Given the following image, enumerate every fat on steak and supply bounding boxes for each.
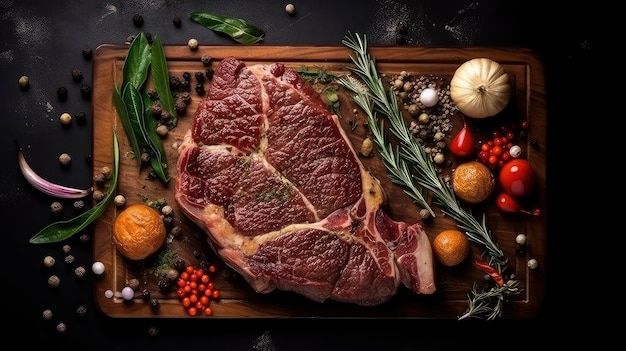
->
[176,56,435,306]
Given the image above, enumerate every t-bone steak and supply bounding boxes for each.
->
[175,56,435,306]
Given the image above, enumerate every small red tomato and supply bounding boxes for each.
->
[449,121,476,158]
[496,193,521,213]
[499,159,535,197]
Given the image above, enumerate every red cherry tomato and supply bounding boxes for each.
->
[449,121,476,158]
[496,193,521,213]
[499,159,535,197]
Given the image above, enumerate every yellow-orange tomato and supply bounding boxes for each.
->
[431,230,471,267]
[113,203,166,260]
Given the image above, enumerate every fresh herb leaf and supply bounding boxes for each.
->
[123,33,151,88]
[189,12,264,45]
[113,86,142,167]
[150,35,177,127]
[29,131,120,244]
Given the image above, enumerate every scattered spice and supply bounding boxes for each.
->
[285,3,296,15]
[132,14,144,27]
[50,201,63,213]
[73,200,84,210]
[76,305,87,317]
[62,244,71,253]
[58,153,72,166]
[56,322,67,333]
[80,84,92,99]
[64,255,75,264]
[82,47,92,60]
[188,38,199,50]
[74,266,86,278]
[43,256,55,267]
[527,258,539,270]
[113,194,126,206]
[173,16,182,28]
[75,111,87,124]
[201,54,212,66]
[42,309,53,320]
[71,68,83,82]
[18,75,30,89]
[48,275,60,288]
[79,233,91,243]
[59,112,72,125]
[57,86,68,101]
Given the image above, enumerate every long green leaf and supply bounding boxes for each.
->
[189,12,264,45]
[123,33,151,88]
[142,91,170,183]
[29,131,120,244]
[113,86,142,167]
[150,35,177,126]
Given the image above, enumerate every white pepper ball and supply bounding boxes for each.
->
[114,194,126,207]
[121,286,135,301]
[56,322,67,333]
[515,233,527,245]
[18,75,30,88]
[50,201,63,213]
[156,124,169,137]
[101,166,112,179]
[73,200,85,210]
[419,88,439,107]
[44,256,55,267]
[188,38,198,50]
[42,309,53,320]
[93,190,105,202]
[285,3,296,14]
[161,205,173,216]
[128,278,140,290]
[76,305,87,317]
[92,261,105,275]
[48,275,61,288]
[62,244,71,253]
[509,145,522,158]
[527,258,539,270]
[59,153,72,166]
[59,112,72,125]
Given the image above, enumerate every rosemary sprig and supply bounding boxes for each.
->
[340,31,519,319]
[458,280,522,320]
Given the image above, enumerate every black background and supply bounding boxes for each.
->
[1,1,591,349]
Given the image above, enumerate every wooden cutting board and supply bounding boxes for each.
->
[91,44,547,319]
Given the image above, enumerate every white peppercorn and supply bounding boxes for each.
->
[59,153,72,166]
[285,3,296,14]
[59,112,72,125]
[114,194,126,206]
[417,113,429,124]
[101,166,112,179]
[18,75,30,88]
[62,244,71,253]
[156,124,169,138]
[73,200,85,210]
[148,326,159,336]
[50,201,63,213]
[433,152,445,164]
[64,254,75,264]
[527,258,539,270]
[42,309,53,320]
[515,233,527,245]
[56,322,67,333]
[48,275,61,287]
[43,256,55,267]
[188,38,198,50]
[80,233,91,243]
[161,205,173,216]
[93,190,105,202]
[128,278,140,290]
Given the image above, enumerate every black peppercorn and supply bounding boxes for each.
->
[142,288,151,301]
[150,297,160,309]
[57,86,68,101]
[179,80,190,92]
[180,92,192,105]
[75,111,87,124]
[194,71,205,83]
[80,84,91,100]
[71,68,83,82]
[195,83,205,96]
[182,71,191,81]
[169,76,181,90]
[174,258,186,272]
[175,98,187,113]
[147,88,159,100]
[132,14,144,27]
[205,68,215,80]
[200,54,212,66]
[82,47,92,60]
[144,32,153,44]
[173,17,182,28]
[157,276,172,291]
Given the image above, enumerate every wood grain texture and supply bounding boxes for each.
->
[91,45,546,319]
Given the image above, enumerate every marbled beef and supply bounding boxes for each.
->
[176,56,435,306]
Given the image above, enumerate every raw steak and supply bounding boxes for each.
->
[176,56,435,306]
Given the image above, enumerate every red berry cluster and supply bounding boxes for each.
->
[476,121,528,170]
[176,264,221,316]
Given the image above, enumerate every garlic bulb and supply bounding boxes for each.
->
[450,58,511,119]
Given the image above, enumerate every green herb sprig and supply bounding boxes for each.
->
[190,12,264,45]
[340,32,519,319]
[114,32,172,183]
[29,131,120,244]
